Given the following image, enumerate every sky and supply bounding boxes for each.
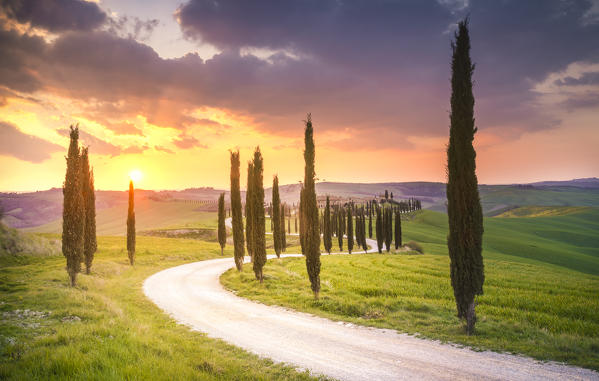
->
[0,0,598,191]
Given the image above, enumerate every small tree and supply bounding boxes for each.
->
[245,162,254,261]
[62,125,85,286]
[323,196,332,254]
[80,148,96,274]
[302,114,321,298]
[385,208,392,252]
[218,192,226,256]
[230,150,245,270]
[375,207,383,253]
[272,176,282,258]
[337,206,344,251]
[347,206,353,254]
[251,147,266,282]
[126,180,136,265]
[280,203,287,252]
[395,208,402,249]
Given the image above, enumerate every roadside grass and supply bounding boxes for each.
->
[0,235,325,380]
[222,254,599,370]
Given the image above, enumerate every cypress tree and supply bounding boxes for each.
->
[368,206,372,238]
[375,207,383,253]
[245,162,254,261]
[302,114,321,298]
[337,206,343,251]
[218,192,226,256]
[386,208,392,252]
[126,180,135,265]
[280,204,287,252]
[251,147,266,282]
[80,147,96,274]
[294,215,297,233]
[230,150,245,270]
[395,208,402,249]
[62,125,85,286]
[272,175,282,258]
[347,206,353,254]
[447,19,484,335]
[323,196,332,254]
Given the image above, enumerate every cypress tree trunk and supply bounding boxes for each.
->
[218,192,226,256]
[126,180,135,266]
[62,125,84,286]
[245,162,254,262]
[230,150,245,270]
[251,148,266,282]
[302,114,321,298]
[395,208,402,249]
[376,207,383,253]
[272,175,282,258]
[447,19,484,335]
[280,204,287,252]
[80,148,96,274]
[347,207,353,254]
[323,196,332,254]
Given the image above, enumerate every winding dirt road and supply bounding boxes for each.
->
[143,218,598,380]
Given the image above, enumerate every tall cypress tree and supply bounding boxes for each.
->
[299,186,305,254]
[230,150,245,270]
[395,208,402,249]
[252,147,266,282]
[245,162,254,261]
[375,207,383,253]
[272,175,282,258]
[62,125,85,286]
[126,180,135,265]
[302,114,321,298]
[323,196,332,254]
[347,206,353,254]
[368,206,373,239]
[218,192,226,256]
[447,19,484,335]
[80,147,96,274]
[280,203,287,252]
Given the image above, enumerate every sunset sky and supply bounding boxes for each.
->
[1,0,598,191]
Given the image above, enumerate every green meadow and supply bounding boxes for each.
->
[222,208,599,370]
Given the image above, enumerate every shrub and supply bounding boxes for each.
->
[405,241,424,254]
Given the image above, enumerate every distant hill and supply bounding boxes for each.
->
[1,178,598,230]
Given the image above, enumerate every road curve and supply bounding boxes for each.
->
[143,219,598,381]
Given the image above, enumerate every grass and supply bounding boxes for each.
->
[222,208,599,370]
[494,206,591,218]
[0,235,325,380]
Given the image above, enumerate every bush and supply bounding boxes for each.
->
[0,223,61,257]
[405,241,424,254]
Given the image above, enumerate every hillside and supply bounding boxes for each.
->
[2,178,598,231]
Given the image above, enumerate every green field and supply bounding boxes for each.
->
[222,208,599,370]
[0,234,325,380]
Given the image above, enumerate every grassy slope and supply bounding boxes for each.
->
[0,236,323,380]
[25,199,216,235]
[222,209,599,370]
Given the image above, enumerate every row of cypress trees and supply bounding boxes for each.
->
[62,125,97,286]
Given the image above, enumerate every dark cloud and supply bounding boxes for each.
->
[1,0,107,32]
[0,121,63,162]
[106,15,160,42]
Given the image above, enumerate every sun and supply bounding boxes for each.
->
[129,169,143,183]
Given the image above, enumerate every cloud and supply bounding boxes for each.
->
[154,145,174,154]
[173,134,207,149]
[0,0,107,32]
[0,121,63,162]
[533,61,599,111]
[57,128,148,157]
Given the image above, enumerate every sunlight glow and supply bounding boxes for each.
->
[129,169,143,183]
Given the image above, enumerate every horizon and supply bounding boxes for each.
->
[1,1,598,191]
[2,176,598,194]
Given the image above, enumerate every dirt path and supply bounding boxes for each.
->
[143,218,598,380]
